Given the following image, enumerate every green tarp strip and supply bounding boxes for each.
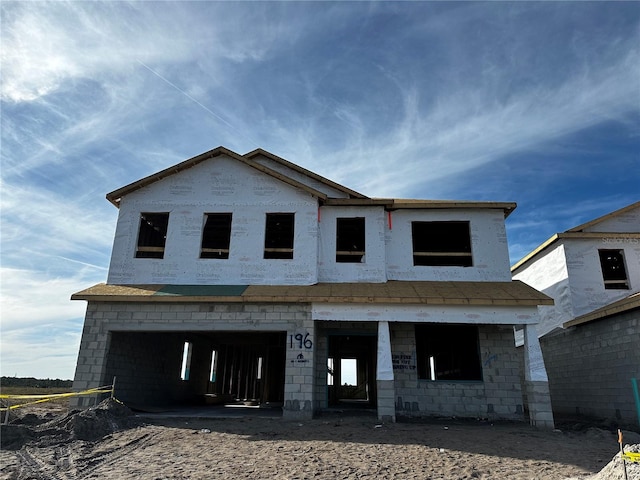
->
[154,285,248,296]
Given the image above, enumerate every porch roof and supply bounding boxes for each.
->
[71,280,552,307]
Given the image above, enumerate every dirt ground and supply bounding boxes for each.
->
[1,400,639,480]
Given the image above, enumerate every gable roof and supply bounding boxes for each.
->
[244,148,367,199]
[563,291,640,328]
[106,146,332,207]
[511,201,640,273]
[566,200,640,232]
[106,145,518,218]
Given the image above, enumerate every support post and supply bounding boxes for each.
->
[523,324,555,429]
[376,321,395,422]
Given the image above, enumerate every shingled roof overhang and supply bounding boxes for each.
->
[105,146,330,207]
[71,280,553,306]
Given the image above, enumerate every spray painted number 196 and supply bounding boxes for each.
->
[290,333,312,349]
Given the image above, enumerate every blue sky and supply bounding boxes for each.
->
[1,1,639,380]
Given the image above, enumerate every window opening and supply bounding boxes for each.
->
[209,349,217,383]
[341,358,357,386]
[264,213,295,259]
[136,212,169,258]
[599,249,629,289]
[411,221,472,266]
[336,217,365,263]
[201,213,232,259]
[180,341,193,381]
[415,324,482,381]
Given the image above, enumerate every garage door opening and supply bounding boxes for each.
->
[103,331,286,411]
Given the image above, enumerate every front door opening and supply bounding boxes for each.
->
[327,335,376,408]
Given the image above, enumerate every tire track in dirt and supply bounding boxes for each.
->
[70,429,161,479]
[16,447,65,480]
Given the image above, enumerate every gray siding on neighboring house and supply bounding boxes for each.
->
[540,308,640,428]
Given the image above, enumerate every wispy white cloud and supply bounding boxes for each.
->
[1,1,638,378]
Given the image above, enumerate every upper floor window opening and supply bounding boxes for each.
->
[411,221,472,267]
[336,217,365,263]
[136,212,169,259]
[264,213,295,259]
[200,213,232,259]
[598,249,629,289]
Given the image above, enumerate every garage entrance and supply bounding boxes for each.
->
[204,331,286,405]
[103,331,286,409]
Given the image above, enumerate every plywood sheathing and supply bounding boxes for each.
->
[71,280,553,306]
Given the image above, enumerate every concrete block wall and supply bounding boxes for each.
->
[313,329,329,411]
[481,325,524,420]
[72,301,315,419]
[540,309,640,428]
[283,311,315,420]
[105,332,185,406]
[523,381,554,429]
[391,323,524,421]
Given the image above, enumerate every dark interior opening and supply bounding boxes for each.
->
[136,212,169,258]
[336,217,365,263]
[200,213,232,259]
[264,213,295,259]
[411,221,472,266]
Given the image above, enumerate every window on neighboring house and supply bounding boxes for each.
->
[136,212,169,258]
[411,221,472,266]
[598,249,629,289]
[336,217,365,263]
[264,213,295,259]
[415,324,482,381]
[200,213,232,259]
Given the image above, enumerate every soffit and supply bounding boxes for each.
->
[323,198,517,218]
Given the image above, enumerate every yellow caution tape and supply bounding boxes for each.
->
[0,386,113,411]
[623,452,640,463]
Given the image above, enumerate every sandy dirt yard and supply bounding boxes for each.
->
[1,400,639,480]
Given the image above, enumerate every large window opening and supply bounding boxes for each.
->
[598,249,629,289]
[136,212,169,258]
[411,221,472,266]
[336,217,365,263]
[200,213,232,259]
[264,213,295,259]
[415,324,482,381]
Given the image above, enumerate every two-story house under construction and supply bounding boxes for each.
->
[71,146,554,427]
[512,201,640,426]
